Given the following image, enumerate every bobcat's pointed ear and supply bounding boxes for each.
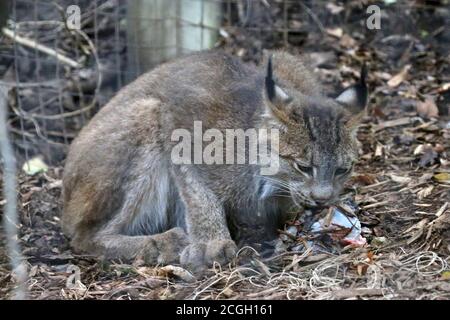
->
[263,56,292,126]
[336,63,368,115]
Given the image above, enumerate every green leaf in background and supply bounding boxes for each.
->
[22,156,48,175]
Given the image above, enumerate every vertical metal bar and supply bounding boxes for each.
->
[283,0,288,47]
[12,0,29,163]
[54,17,68,146]
[74,0,86,127]
[33,0,51,162]
[114,3,123,89]
[228,0,231,26]
[93,0,100,113]
[175,0,181,58]
[200,0,205,49]
[126,0,142,81]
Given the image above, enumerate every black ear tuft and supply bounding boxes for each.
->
[265,55,275,102]
[357,63,368,106]
[336,63,368,113]
[360,63,367,86]
[355,62,368,108]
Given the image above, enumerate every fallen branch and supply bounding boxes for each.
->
[331,288,385,299]
[2,27,81,68]
[373,117,415,132]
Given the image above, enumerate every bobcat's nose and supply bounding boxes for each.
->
[313,198,328,206]
[311,186,333,206]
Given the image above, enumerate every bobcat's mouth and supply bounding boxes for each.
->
[291,192,338,209]
[290,191,317,208]
[305,200,328,209]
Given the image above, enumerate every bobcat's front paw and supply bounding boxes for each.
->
[141,227,189,264]
[180,239,237,270]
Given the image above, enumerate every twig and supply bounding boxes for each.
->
[298,2,326,35]
[331,288,385,299]
[4,23,102,120]
[0,85,28,299]
[362,200,390,209]
[0,80,62,89]
[434,202,448,218]
[277,229,297,241]
[2,27,81,68]
[373,117,418,132]
[359,180,390,192]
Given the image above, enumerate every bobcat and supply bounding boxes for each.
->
[62,50,367,270]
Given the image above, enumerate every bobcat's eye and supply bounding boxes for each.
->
[293,162,313,176]
[335,167,352,176]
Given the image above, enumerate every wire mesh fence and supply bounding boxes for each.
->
[0,0,448,167]
[0,0,347,167]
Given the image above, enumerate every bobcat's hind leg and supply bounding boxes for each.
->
[91,227,189,264]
